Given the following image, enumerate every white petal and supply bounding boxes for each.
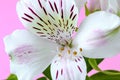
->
[100,0,120,14]
[16,0,79,44]
[51,54,86,80]
[73,11,120,58]
[87,0,101,12]
[74,0,86,11]
[4,30,58,80]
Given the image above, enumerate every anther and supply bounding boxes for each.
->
[73,51,77,56]
[59,47,64,52]
[75,27,78,32]
[68,50,70,54]
[58,53,62,57]
[80,48,83,52]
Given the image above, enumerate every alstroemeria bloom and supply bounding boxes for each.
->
[87,0,101,12]
[88,0,120,14]
[4,0,120,80]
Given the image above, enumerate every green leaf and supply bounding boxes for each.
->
[85,3,91,16]
[88,59,101,71]
[84,57,103,72]
[37,77,47,80]
[86,76,93,80]
[90,70,120,80]
[43,65,52,80]
[7,74,18,80]
[102,70,120,75]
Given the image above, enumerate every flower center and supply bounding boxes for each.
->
[57,46,83,60]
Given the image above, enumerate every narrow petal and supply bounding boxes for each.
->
[51,54,86,80]
[73,11,120,58]
[16,0,79,44]
[4,30,58,80]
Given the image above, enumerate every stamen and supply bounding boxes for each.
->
[73,51,77,56]
[59,47,64,52]
[68,50,70,54]
[58,53,62,57]
[75,27,78,32]
[80,48,83,52]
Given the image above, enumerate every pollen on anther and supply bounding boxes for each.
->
[68,50,70,54]
[73,51,77,56]
[58,53,62,57]
[60,47,64,51]
[80,48,83,52]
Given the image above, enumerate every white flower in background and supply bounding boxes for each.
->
[88,0,120,15]
[87,0,101,12]
[4,0,120,80]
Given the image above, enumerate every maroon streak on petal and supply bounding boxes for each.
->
[61,9,64,19]
[61,0,63,8]
[37,22,44,27]
[24,13,34,20]
[28,7,48,25]
[33,27,41,31]
[56,70,59,79]
[61,69,63,75]
[38,0,42,8]
[49,13,55,20]
[72,14,77,20]
[77,66,82,73]
[69,12,73,19]
[78,58,81,61]
[54,2,59,13]
[22,17,32,22]
[49,1,54,12]
[37,32,44,34]
[75,59,77,62]
[70,5,74,12]
[43,7,47,15]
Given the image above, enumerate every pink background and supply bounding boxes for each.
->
[0,0,120,79]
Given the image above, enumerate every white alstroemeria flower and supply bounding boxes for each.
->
[4,0,120,80]
[88,0,120,14]
[100,0,120,14]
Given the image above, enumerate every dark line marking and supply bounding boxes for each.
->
[61,9,64,19]
[24,13,34,20]
[61,69,63,75]
[70,5,74,12]
[37,32,44,34]
[43,28,47,31]
[54,2,59,13]
[43,7,47,15]
[49,1,54,12]
[72,14,77,20]
[77,66,82,73]
[37,22,44,27]
[38,0,42,8]
[56,70,59,79]
[22,17,32,22]
[49,13,55,20]
[61,0,63,8]
[69,12,73,19]
[28,7,48,25]
[54,24,58,28]
[66,20,68,26]
[33,27,41,30]
[48,20,51,25]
